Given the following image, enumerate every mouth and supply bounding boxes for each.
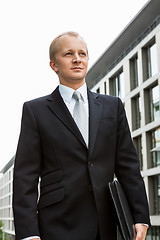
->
[71,67,83,70]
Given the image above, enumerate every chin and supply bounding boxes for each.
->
[72,76,85,81]
[72,73,86,79]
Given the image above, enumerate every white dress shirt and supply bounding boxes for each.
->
[59,83,89,117]
[22,237,40,240]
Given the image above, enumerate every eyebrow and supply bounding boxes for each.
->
[64,49,87,52]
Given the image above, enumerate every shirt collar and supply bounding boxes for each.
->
[59,83,88,103]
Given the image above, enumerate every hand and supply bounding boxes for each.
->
[135,224,148,240]
[27,239,40,240]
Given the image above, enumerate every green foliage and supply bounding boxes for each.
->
[0,221,8,240]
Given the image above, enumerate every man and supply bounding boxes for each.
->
[13,32,150,240]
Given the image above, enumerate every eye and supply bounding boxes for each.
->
[65,52,72,56]
[79,52,87,56]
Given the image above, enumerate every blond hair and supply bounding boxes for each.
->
[49,31,88,61]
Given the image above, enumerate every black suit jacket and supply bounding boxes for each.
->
[13,87,150,240]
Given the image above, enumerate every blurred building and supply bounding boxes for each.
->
[86,0,160,238]
[0,157,15,239]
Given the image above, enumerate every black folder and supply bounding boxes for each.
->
[109,180,135,240]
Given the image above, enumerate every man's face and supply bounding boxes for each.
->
[50,35,88,88]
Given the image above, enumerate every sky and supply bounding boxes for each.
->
[0,0,149,170]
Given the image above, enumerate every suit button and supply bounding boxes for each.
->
[89,185,93,191]
[88,161,94,167]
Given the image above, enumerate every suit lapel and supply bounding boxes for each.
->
[88,89,102,159]
[47,87,87,148]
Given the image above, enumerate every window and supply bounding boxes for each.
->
[151,85,160,121]
[145,84,160,123]
[130,54,139,90]
[96,87,100,93]
[146,226,160,239]
[151,175,160,215]
[109,70,125,98]
[133,135,143,170]
[149,175,160,216]
[142,40,158,80]
[131,94,141,130]
[150,127,160,168]
[104,82,107,95]
[158,175,160,214]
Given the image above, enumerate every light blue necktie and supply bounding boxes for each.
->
[73,91,88,146]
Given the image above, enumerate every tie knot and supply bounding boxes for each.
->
[73,91,82,101]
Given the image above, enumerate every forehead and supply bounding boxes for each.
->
[57,35,87,52]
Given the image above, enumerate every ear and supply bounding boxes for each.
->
[50,61,59,74]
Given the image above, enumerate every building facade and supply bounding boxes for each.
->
[86,0,160,238]
[0,157,15,239]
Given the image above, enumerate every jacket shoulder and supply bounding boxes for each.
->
[24,94,50,105]
[24,87,59,107]
[91,91,121,104]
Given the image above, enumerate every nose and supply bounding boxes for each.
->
[73,53,81,63]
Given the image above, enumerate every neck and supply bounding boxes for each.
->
[59,79,85,90]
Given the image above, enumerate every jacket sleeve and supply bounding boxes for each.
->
[13,102,41,240]
[115,98,150,226]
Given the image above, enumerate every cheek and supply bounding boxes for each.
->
[83,59,88,68]
[84,62,88,71]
